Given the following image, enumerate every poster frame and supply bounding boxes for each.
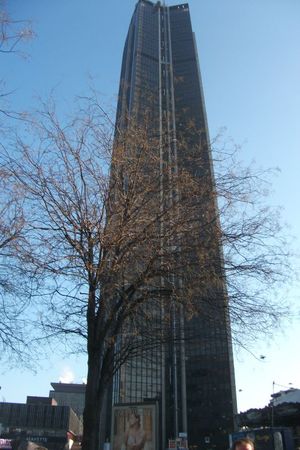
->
[111,402,158,450]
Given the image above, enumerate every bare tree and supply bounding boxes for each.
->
[0,0,34,123]
[0,1,36,363]
[0,166,36,363]
[1,97,290,450]
[211,136,291,344]
[0,1,33,56]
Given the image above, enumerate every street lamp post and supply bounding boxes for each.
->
[271,381,275,428]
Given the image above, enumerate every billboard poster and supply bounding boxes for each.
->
[111,405,156,450]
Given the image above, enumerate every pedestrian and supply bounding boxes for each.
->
[232,438,255,450]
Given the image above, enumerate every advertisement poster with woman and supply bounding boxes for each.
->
[111,405,156,450]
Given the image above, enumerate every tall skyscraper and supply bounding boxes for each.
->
[111,1,237,449]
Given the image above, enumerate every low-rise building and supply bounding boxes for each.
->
[49,384,85,423]
[0,396,82,450]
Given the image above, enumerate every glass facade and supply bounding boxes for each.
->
[112,1,237,449]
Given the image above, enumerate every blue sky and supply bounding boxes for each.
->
[1,0,300,413]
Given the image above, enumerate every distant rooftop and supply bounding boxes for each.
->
[137,0,189,9]
[271,388,300,406]
[50,382,86,393]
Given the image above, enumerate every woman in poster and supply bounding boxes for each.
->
[124,410,146,450]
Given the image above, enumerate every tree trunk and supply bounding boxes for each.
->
[82,355,106,450]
